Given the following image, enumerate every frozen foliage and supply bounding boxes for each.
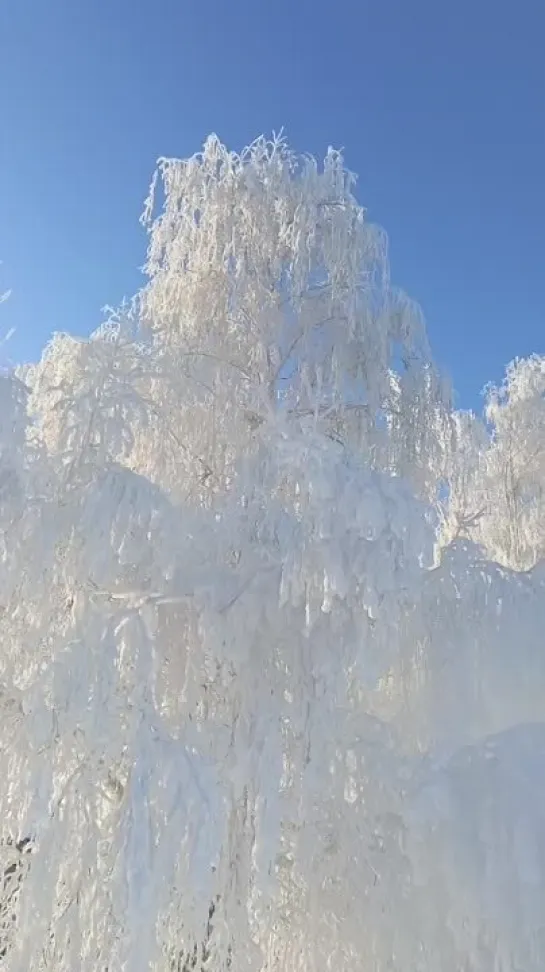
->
[0,136,544,971]
[441,355,545,569]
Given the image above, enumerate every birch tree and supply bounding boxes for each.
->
[1,136,544,972]
[439,355,545,570]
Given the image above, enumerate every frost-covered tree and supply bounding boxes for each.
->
[479,355,545,569]
[1,136,545,972]
[116,135,447,501]
[440,355,545,570]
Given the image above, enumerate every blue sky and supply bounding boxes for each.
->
[1,0,544,409]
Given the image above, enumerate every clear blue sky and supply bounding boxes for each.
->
[1,0,544,408]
